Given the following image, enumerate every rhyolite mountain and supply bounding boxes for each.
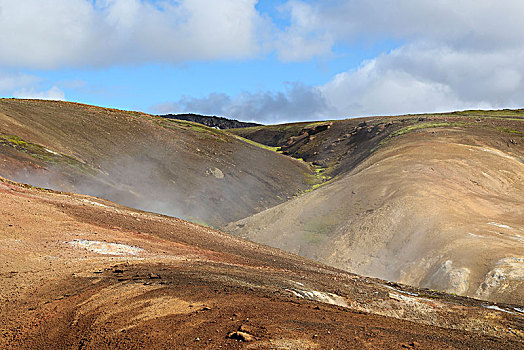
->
[227,111,524,304]
[1,98,523,306]
[1,176,523,349]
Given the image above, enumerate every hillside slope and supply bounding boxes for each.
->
[0,99,311,227]
[1,177,523,349]
[227,113,524,304]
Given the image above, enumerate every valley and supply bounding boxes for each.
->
[0,99,522,348]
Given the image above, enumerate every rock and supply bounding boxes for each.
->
[148,272,161,279]
[238,324,254,333]
[227,331,254,342]
[207,167,224,179]
[302,122,332,136]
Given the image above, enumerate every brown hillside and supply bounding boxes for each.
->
[1,177,523,349]
[227,112,524,304]
[0,98,311,227]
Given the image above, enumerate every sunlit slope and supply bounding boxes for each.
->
[1,177,522,349]
[227,115,524,304]
[0,98,311,226]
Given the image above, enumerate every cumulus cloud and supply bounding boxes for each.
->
[319,44,524,117]
[154,1,524,122]
[278,0,524,59]
[0,71,65,101]
[269,0,524,117]
[0,0,264,69]
[153,83,329,123]
[2,0,523,119]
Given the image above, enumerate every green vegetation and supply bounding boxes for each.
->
[229,125,264,133]
[494,126,524,135]
[450,109,524,118]
[373,121,469,152]
[301,213,345,243]
[301,163,336,194]
[0,134,95,173]
[231,134,281,152]
[185,217,212,228]
[156,119,230,142]
[301,231,326,244]
[392,121,467,137]
[303,166,328,185]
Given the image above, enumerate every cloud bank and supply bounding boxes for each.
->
[153,83,329,123]
[154,0,524,122]
[2,0,524,121]
[0,0,264,69]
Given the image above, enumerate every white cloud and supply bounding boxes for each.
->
[13,86,65,101]
[2,0,523,118]
[278,0,524,60]
[0,71,65,101]
[274,1,334,62]
[319,44,524,117]
[271,1,524,117]
[0,0,263,68]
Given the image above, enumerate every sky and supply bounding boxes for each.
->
[1,0,523,123]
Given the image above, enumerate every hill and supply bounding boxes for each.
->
[0,99,522,305]
[1,176,522,349]
[160,113,262,129]
[0,99,310,227]
[227,111,524,304]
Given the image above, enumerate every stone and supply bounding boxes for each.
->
[227,331,254,342]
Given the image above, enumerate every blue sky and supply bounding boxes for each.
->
[1,1,523,123]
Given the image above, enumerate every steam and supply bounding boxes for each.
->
[2,140,288,228]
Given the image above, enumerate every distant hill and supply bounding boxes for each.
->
[160,113,262,129]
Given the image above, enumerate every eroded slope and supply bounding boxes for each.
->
[227,114,524,304]
[1,177,523,349]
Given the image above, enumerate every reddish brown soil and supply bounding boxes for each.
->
[1,177,522,349]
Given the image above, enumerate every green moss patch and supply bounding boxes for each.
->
[373,121,470,152]
[231,134,281,152]
[156,119,230,142]
[0,134,95,173]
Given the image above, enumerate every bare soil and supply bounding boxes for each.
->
[1,177,523,349]
[227,113,524,304]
